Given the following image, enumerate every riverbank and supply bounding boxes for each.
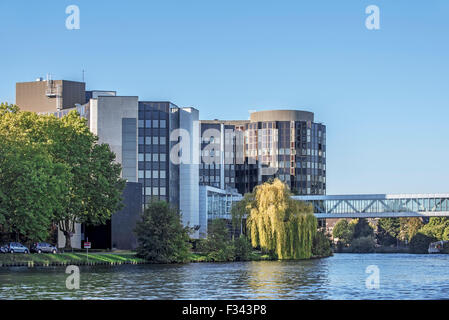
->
[0,250,332,267]
[0,252,145,267]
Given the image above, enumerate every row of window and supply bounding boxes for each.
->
[138,120,167,128]
[138,136,167,145]
[199,176,236,183]
[138,170,167,179]
[142,187,166,196]
[138,153,167,162]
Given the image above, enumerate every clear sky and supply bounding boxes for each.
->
[1,0,448,195]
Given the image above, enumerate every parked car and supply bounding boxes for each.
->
[0,245,8,254]
[30,242,58,254]
[6,242,29,254]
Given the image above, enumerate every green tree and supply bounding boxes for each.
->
[409,232,436,254]
[0,104,69,242]
[135,201,192,263]
[350,236,376,253]
[377,218,400,246]
[0,135,68,242]
[198,219,235,262]
[332,219,354,245]
[0,105,126,248]
[312,231,333,257]
[233,235,253,261]
[246,179,317,260]
[399,217,423,242]
[353,218,374,239]
[419,217,449,240]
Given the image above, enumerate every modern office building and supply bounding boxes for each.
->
[200,110,326,196]
[15,78,326,242]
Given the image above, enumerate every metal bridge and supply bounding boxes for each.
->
[292,194,449,219]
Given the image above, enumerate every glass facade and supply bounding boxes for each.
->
[207,190,242,220]
[138,102,177,207]
[294,195,449,217]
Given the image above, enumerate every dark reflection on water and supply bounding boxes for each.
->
[1,254,449,300]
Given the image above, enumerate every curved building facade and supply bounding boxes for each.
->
[238,109,326,195]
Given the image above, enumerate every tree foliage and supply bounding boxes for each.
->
[332,219,354,245]
[399,217,423,242]
[246,179,317,260]
[409,232,436,254]
[377,218,400,246]
[312,231,333,257]
[350,236,376,253]
[135,201,192,263]
[198,219,235,262]
[419,217,449,241]
[0,104,125,247]
[353,218,374,239]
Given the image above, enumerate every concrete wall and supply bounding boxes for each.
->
[16,80,85,112]
[90,96,139,182]
[250,110,314,122]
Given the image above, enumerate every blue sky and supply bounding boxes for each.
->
[1,0,448,195]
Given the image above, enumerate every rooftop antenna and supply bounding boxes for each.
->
[82,69,85,83]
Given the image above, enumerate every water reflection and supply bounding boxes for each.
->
[1,254,449,300]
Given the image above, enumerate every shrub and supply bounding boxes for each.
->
[198,219,235,262]
[350,236,375,253]
[135,201,192,263]
[312,231,333,257]
[233,236,253,261]
[409,232,436,254]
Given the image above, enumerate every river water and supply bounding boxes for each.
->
[1,253,448,300]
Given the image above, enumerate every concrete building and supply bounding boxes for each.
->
[16,78,86,112]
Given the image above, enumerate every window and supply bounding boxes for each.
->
[138,154,144,162]
[153,137,159,144]
[145,120,151,128]
[153,154,159,162]
[145,137,151,145]
[138,120,144,128]
[160,154,166,162]
[153,171,159,179]
[145,187,151,195]
[145,170,151,178]
[138,170,144,179]
[153,120,159,128]
[160,120,166,128]
[160,171,166,179]
[145,153,152,162]
[160,136,166,145]
[160,187,166,196]
[138,137,144,145]
[152,188,159,196]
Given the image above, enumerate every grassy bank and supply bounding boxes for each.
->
[0,250,332,267]
[0,252,145,267]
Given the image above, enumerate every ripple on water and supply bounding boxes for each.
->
[1,254,449,299]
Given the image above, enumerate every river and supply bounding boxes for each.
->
[1,253,448,300]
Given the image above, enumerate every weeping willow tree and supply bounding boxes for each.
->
[246,179,317,260]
